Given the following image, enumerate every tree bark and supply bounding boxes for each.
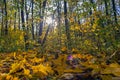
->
[4,0,8,35]
[39,0,47,36]
[57,0,61,48]
[14,12,17,30]
[104,0,109,15]
[38,0,47,43]
[64,0,71,49]
[18,0,21,30]
[111,0,117,24]
[21,0,28,50]
[31,0,34,39]
[25,0,29,31]
[41,25,50,46]
[1,6,4,36]
[21,0,25,31]
[89,0,94,15]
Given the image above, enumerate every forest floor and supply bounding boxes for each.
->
[0,50,120,80]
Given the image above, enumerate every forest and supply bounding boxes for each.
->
[0,0,120,80]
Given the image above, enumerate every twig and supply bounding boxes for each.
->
[109,51,117,59]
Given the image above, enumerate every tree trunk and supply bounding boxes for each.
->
[31,0,34,39]
[1,6,4,36]
[41,25,50,46]
[104,0,109,15]
[64,0,71,49]
[21,0,28,50]
[14,12,17,30]
[38,0,47,43]
[21,0,25,31]
[89,0,94,15]
[18,0,21,30]
[111,0,117,24]
[57,0,61,48]
[4,0,8,35]
[25,0,29,31]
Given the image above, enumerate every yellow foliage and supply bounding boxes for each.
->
[24,69,30,76]
[73,54,83,59]
[101,75,112,80]
[9,63,21,74]
[64,68,83,73]
[109,63,120,68]
[13,52,16,59]
[61,47,67,52]
[52,54,68,75]
[70,17,74,23]
[101,63,120,76]
[72,48,77,53]
[13,77,19,80]
[2,50,120,79]
[31,57,44,63]
[6,75,13,80]
[32,64,53,77]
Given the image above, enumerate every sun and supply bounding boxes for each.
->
[45,17,53,25]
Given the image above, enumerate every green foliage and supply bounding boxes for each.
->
[69,11,120,54]
[0,29,24,52]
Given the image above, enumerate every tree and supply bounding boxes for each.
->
[111,0,117,24]
[4,0,8,35]
[1,0,4,36]
[57,0,61,47]
[25,0,29,31]
[21,0,25,31]
[31,0,34,39]
[20,0,28,50]
[104,0,109,15]
[38,0,47,43]
[18,0,21,30]
[89,0,94,15]
[42,24,50,46]
[64,0,71,49]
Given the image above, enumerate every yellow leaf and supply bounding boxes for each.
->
[64,68,83,73]
[114,72,120,77]
[101,75,112,80]
[6,75,13,80]
[9,63,22,74]
[61,47,67,52]
[109,63,120,68]
[24,69,30,75]
[13,52,16,59]
[13,77,19,80]
[32,64,53,77]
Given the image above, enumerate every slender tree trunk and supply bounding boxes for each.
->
[31,0,34,39]
[13,0,17,30]
[21,0,25,31]
[41,25,50,46]
[89,0,94,15]
[57,0,61,48]
[18,0,21,30]
[36,23,38,37]
[21,0,28,50]
[104,0,109,15]
[4,0,8,35]
[1,7,4,36]
[76,3,80,24]
[25,0,29,31]
[64,0,71,49]
[14,12,17,30]
[119,0,120,6]
[111,0,117,24]
[39,0,47,36]
[38,0,47,43]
